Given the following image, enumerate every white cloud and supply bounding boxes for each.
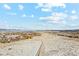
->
[41,8,51,12]
[3,4,11,10]
[22,14,27,17]
[36,3,66,12]
[31,14,34,18]
[36,3,66,8]
[40,11,79,26]
[18,4,24,10]
[52,12,67,18]
[40,12,67,24]
[72,10,76,14]
[21,14,34,18]
[69,15,78,20]
[0,20,9,29]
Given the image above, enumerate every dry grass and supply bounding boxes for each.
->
[0,32,41,43]
[57,32,79,38]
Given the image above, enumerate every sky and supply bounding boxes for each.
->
[0,3,79,30]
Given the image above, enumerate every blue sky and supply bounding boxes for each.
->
[0,3,79,30]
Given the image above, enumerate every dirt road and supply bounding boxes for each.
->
[0,32,79,56]
[33,32,79,56]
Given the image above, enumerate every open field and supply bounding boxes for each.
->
[0,31,79,56]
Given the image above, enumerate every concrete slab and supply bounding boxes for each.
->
[0,41,44,56]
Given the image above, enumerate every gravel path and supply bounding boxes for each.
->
[33,32,79,56]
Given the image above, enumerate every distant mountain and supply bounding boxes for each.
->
[51,29,79,32]
[36,29,79,32]
[58,30,79,32]
[0,29,21,32]
[0,29,79,32]
[0,29,38,32]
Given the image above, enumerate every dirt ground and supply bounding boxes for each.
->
[32,32,79,56]
[0,32,79,56]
